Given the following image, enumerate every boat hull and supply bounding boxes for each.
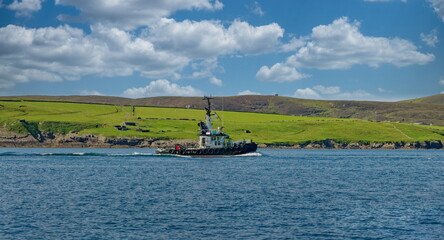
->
[156,142,257,156]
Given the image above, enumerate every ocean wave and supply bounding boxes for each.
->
[0,152,154,157]
[1,151,261,158]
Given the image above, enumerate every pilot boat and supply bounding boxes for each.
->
[156,97,257,156]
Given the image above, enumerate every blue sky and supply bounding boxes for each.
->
[0,0,443,101]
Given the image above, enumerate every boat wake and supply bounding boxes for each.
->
[154,152,263,158]
[1,151,262,158]
[0,152,155,157]
[234,152,263,157]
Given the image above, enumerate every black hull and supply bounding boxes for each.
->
[156,143,258,156]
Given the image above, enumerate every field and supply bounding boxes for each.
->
[5,94,444,126]
[1,99,444,145]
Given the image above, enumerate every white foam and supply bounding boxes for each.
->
[233,152,262,157]
[131,152,152,156]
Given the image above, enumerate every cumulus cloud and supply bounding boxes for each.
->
[149,18,284,58]
[293,85,375,100]
[228,21,284,55]
[293,88,320,99]
[55,0,223,30]
[80,90,103,96]
[1,0,287,90]
[209,76,223,86]
[256,63,308,82]
[0,17,285,89]
[377,87,392,93]
[0,65,62,88]
[7,0,43,17]
[288,17,434,69]
[189,58,221,79]
[313,85,340,95]
[280,37,307,52]
[335,89,374,100]
[427,0,444,22]
[440,78,444,85]
[247,1,264,16]
[257,17,434,82]
[0,24,188,88]
[238,90,261,95]
[122,79,203,98]
[421,29,439,47]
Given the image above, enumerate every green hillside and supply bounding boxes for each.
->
[4,95,444,126]
[1,99,443,145]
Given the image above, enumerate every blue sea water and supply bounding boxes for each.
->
[0,148,443,240]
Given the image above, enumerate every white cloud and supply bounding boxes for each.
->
[257,17,433,83]
[280,37,307,52]
[335,89,374,100]
[256,63,308,82]
[293,88,320,99]
[80,90,103,96]
[122,79,203,98]
[0,65,62,89]
[440,78,444,85]
[377,87,392,93]
[190,58,221,79]
[56,0,223,30]
[247,1,264,16]
[293,85,375,100]
[91,24,189,78]
[0,24,189,88]
[288,17,434,69]
[209,76,223,86]
[149,18,284,58]
[7,0,43,17]
[238,90,260,95]
[313,85,340,95]
[421,29,439,47]
[0,17,285,89]
[229,20,284,55]
[427,0,444,22]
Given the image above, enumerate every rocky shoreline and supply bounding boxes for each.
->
[0,131,443,149]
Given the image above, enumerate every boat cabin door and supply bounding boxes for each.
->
[201,137,206,147]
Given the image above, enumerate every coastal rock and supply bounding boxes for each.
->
[0,127,442,149]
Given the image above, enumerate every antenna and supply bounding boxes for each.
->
[202,96,214,116]
[222,96,224,127]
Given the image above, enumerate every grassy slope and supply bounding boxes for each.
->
[1,100,443,145]
[4,95,444,126]
[401,94,444,104]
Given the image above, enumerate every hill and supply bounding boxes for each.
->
[0,100,443,148]
[401,94,444,104]
[2,95,444,126]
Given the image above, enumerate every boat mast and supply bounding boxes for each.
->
[203,96,214,130]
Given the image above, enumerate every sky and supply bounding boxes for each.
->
[0,0,443,101]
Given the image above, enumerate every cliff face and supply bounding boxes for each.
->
[0,129,442,149]
[259,139,444,150]
[0,129,198,148]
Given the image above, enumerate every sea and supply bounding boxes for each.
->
[0,148,443,240]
